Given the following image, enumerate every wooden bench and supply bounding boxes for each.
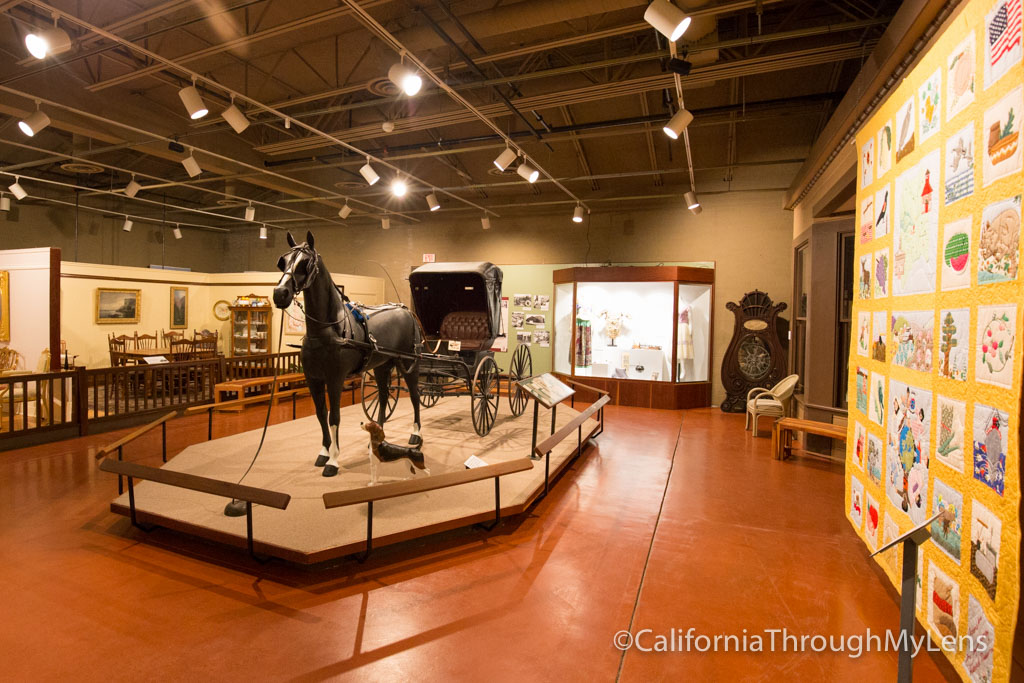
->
[214,372,306,408]
[772,417,846,460]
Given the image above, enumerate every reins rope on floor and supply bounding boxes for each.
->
[235,313,286,486]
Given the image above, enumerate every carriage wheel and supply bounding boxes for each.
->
[471,356,499,436]
[361,368,400,423]
[419,375,441,408]
[508,344,532,417]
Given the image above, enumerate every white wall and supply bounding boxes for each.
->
[0,248,53,371]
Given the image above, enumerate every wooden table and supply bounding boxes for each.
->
[772,416,847,460]
[122,347,173,361]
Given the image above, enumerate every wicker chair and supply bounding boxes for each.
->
[0,347,22,373]
[6,349,54,426]
[745,374,799,436]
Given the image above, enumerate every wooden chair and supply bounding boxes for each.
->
[7,349,55,426]
[162,330,184,346]
[745,374,799,436]
[135,332,159,350]
[193,338,217,359]
[108,336,129,367]
[0,347,22,373]
[168,338,195,362]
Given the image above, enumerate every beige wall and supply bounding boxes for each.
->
[0,247,53,371]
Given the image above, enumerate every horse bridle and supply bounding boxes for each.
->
[280,244,355,329]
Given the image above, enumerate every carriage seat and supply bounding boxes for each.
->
[439,311,491,350]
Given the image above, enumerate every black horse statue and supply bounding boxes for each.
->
[273,231,422,477]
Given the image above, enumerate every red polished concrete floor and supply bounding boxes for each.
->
[0,403,955,681]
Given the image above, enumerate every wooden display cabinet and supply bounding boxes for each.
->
[230,294,271,356]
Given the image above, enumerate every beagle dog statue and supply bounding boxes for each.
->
[361,420,429,484]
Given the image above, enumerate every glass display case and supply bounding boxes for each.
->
[552,266,714,408]
[230,294,271,356]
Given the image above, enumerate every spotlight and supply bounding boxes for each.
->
[284,118,291,129]
[572,205,585,223]
[663,108,693,139]
[339,203,353,219]
[124,175,142,198]
[244,203,256,222]
[172,224,183,239]
[391,178,408,197]
[0,195,10,212]
[426,192,440,211]
[493,147,517,171]
[25,24,71,60]
[685,190,702,214]
[359,159,380,186]
[122,217,133,232]
[644,0,691,41]
[382,215,391,230]
[259,225,268,239]
[18,108,50,137]
[382,121,395,133]
[181,152,201,177]
[481,216,491,230]
[517,162,539,183]
[387,62,422,96]
[667,57,693,76]
[8,178,27,200]
[178,83,208,120]
[221,100,249,134]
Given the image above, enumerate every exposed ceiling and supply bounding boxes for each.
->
[0,0,901,233]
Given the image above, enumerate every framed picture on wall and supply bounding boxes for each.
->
[95,288,141,324]
[0,271,9,342]
[170,287,188,329]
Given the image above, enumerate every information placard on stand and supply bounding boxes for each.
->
[518,373,574,409]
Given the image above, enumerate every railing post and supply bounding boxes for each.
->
[161,420,167,463]
[117,445,124,495]
[75,367,89,436]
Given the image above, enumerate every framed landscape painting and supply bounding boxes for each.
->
[170,287,188,329]
[95,288,141,324]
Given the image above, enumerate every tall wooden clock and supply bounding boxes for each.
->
[720,290,788,412]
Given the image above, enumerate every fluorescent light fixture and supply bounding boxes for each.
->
[244,203,256,221]
[124,175,142,198]
[259,225,268,239]
[359,160,380,186]
[122,217,133,232]
[388,62,422,96]
[685,190,702,214]
[426,192,440,211]
[644,0,691,41]
[178,84,208,120]
[221,102,249,134]
[8,179,27,200]
[517,162,539,183]
[172,225,183,239]
[663,108,693,139]
[339,203,352,219]
[0,195,10,212]
[493,147,517,171]
[572,205,585,223]
[25,25,71,60]
[18,109,50,137]
[382,216,391,230]
[182,153,201,177]
[481,216,491,230]
[391,178,408,197]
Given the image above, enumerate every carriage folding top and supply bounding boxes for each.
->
[409,261,503,351]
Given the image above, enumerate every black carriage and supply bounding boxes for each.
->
[360,261,533,436]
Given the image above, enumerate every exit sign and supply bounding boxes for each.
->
[422,253,435,263]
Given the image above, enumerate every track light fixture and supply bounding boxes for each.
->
[382,215,391,230]
[359,158,380,186]
[181,150,201,177]
[178,79,208,120]
[426,192,440,212]
[8,178,27,200]
[388,60,422,96]
[481,216,491,230]
[244,202,256,222]
[259,225,268,239]
[172,224,183,240]
[644,0,691,41]
[0,195,9,212]
[221,98,250,134]
[685,190,702,214]
[339,202,352,219]
[663,108,694,140]
[391,178,408,197]
[284,117,291,129]
[124,175,141,198]
[572,204,585,223]
[517,162,539,183]
[493,146,517,172]
[122,217,133,232]
[18,103,50,137]
[25,19,71,60]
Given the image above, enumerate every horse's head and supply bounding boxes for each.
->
[273,231,319,309]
